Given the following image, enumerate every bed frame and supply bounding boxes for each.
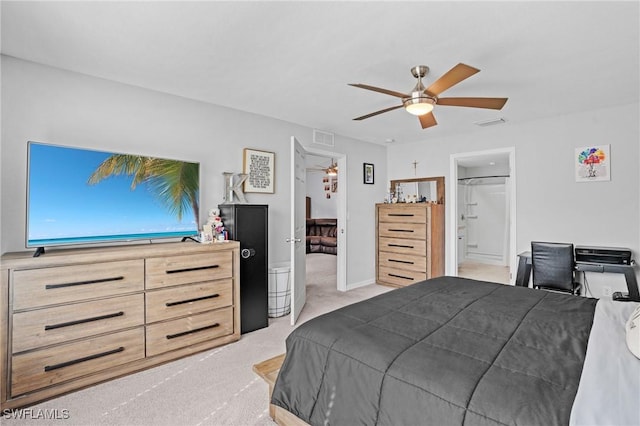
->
[253,354,308,426]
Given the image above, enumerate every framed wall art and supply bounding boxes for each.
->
[575,145,610,182]
[363,163,374,184]
[243,148,275,193]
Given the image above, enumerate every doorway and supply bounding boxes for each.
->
[303,149,347,291]
[290,142,347,325]
[448,148,516,284]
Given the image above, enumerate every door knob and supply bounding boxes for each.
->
[241,248,256,259]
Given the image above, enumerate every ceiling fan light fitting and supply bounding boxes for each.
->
[403,96,435,116]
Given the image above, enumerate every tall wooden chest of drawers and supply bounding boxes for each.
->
[376,203,445,287]
[0,241,240,410]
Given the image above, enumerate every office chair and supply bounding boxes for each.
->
[531,241,581,295]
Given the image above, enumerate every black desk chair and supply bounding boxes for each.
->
[531,241,581,295]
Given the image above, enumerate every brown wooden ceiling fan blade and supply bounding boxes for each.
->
[418,112,438,129]
[437,97,508,110]
[425,63,480,96]
[348,83,410,99]
[353,104,403,121]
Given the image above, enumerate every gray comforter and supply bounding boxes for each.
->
[271,276,597,426]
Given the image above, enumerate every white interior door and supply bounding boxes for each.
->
[290,137,306,325]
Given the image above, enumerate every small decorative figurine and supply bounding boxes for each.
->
[201,209,224,243]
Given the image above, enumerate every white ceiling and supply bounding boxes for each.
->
[1,1,638,145]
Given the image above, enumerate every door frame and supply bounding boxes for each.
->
[448,147,517,283]
[302,146,347,292]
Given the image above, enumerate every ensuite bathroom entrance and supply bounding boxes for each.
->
[450,148,516,284]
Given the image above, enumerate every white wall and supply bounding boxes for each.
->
[388,103,640,297]
[0,56,387,287]
[306,170,338,218]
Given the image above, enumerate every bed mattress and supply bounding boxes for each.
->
[271,276,598,425]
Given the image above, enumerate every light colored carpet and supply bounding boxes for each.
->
[4,253,390,425]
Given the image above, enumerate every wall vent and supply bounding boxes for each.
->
[313,129,335,147]
[474,118,506,127]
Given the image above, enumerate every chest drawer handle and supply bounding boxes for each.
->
[166,265,219,274]
[388,213,415,217]
[166,294,220,307]
[388,244,414,249]
[388,273,414,281]
[166,323,220,340]
[44,347,125,372]
[389,259,415,265]
[388,229,414,233]
[45,276,124,290]
[44,311,125,331]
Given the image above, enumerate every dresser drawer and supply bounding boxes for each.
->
[378,221,426,240]
[11,327,144,396]
[378,252,427,273]
[377,266,427,287]
[145,279,233,323]
[12,294,144,354]
[378,206,427,223]
[146,307,234,357]
[378,236,427,256]
[12,260,144,310]
[146,251,233,289]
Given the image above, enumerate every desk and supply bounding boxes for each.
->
[515,251,639,301]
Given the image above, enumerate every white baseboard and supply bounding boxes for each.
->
[346,278,376,291]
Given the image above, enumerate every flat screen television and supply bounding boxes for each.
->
[26,141,200,254]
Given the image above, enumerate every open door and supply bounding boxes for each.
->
[289,137,306,325]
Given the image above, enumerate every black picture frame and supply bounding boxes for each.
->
[363,163,374,184]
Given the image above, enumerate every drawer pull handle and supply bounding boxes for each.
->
[44,347,125,372]
[388,273,414,281]
[389,229,414,233]
[45,276,124,290]
[388,244,414,249]
[166,294,220,307]
[166,265,219,274]
[166,323,220,340]
[389,259,415,265]
[44,311,125,331]
[388,213,415,217]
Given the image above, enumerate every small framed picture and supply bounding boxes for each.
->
[363,163,374,184]
[575,144,610,182]
[243,148,275,193]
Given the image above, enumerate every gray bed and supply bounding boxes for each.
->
[271,276,598,426]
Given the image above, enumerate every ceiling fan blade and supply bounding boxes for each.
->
[353,104,403,121]
[349,83,410,99]
[425,63,480,96]
[437,97,508,110]
[418,112,438,129]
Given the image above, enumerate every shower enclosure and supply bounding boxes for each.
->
[458,176,510,266]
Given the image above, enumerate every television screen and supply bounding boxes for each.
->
[26,141,200,249]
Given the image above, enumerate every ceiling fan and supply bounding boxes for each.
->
[349,63,508,129]
[308,159,338,176]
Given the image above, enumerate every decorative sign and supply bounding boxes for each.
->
[243,148,275,193]
[575,145,610,182]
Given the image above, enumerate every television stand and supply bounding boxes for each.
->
[0,241,240,410]
[33,247,45,257]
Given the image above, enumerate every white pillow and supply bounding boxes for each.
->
[626,304,640,359]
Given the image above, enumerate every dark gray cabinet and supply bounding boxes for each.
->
[219,204,268,333]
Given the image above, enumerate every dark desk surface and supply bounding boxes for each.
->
[515,251,639,301]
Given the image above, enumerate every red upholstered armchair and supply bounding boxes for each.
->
[306,219,337,255]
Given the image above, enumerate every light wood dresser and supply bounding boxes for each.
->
[0,241,240,410]
[376,203,445,287]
